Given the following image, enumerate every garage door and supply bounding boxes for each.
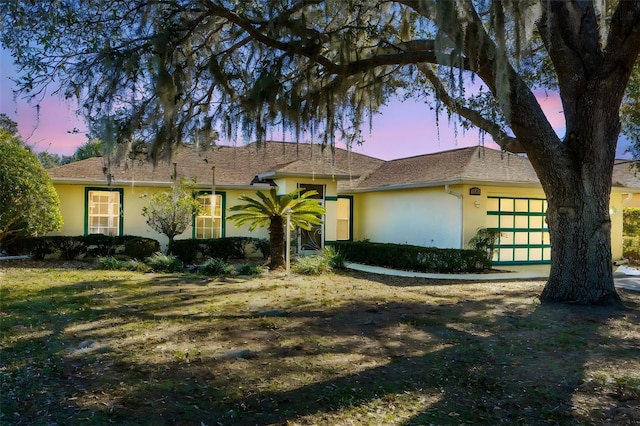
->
[487,196,551,265]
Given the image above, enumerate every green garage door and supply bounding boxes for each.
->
[487,196,551,265]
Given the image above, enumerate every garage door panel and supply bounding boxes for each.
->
[488,196,551,265]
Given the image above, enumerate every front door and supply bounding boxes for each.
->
[298,183,324,252]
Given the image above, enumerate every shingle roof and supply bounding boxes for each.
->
[47,141,384,188]
[612,161,640,189]
[47,141,639,192]
[351,146,539,190]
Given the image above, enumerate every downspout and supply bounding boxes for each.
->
[622,193,633,206]
[445,185,464,248]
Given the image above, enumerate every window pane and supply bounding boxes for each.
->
[88,190,121,236]
[336,198,351,240]
[195,194,222,239]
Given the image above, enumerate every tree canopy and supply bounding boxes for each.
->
[0,129,63,252]
[141,178,202,254]
[1,1,639,304]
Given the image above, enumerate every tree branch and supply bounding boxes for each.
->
[416,63,523,153]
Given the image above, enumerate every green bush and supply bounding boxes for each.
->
[293,254,332,275]
[623,208,640,262]
[624,236,640,262]
[145,252,184,272]
[322,246,345,269]
[97,256,152,272]
[19,235,159,260]
[199,258,235,276]
[333,241,490,273]
[172,237,269,263]
[96,256,131,270]
[124,237,161,260]
[234,263,265,276]
[623,208,640,236]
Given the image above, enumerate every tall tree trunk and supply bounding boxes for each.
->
[533,74,624,306]
[541,179,620,305]
[269,215,285,270]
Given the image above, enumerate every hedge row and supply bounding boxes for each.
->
[332,241,490,273]
[11,235,160,260]
[171,237,269,263]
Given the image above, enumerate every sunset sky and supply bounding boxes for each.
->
[1,48,632,160]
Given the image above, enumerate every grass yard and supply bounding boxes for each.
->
[1,260,639,425]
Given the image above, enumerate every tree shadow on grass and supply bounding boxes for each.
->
[1,270,639,425]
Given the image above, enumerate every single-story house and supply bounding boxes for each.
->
[47,141,640,265]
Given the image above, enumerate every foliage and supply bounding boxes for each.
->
[623,208,640,262]
[292,253,333,275]
[0,113,18,135]
[141,179,202,254]
[145,252,184,273]
[0,130,63,251]
[123,237,161,260]
[234,263,265,276]
[323,246,346,269]
[228,187,325,270]
[621,60,640,162]
[96,256,152,272]
[72,138,103,160]
[171,237,268,263]
[333,241,490,273]
[623,208,640,236]
[199,258,234,276]
[468,228,501,262]
[17,235,159,260]
[36,151,64,168]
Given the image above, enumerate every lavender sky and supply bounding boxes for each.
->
[1,48,632,160]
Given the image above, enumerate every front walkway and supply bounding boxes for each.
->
[345,262,640,292]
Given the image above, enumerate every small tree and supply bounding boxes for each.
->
[228,188,326,270]
[141,179,202,254]
[0,129,63,251]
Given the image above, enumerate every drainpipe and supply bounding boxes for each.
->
[445,185,464,249]
[622,193,633,206]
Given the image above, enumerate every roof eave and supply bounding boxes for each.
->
[257,171,357,181]
[342,179,542,193]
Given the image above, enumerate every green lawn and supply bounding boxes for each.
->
[1,261,639,425]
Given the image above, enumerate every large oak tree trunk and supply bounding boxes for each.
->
[541,180,620,305]
[531,70,624,306]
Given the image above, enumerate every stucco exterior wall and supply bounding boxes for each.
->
[52,179,339,250]
[352,187,462,248]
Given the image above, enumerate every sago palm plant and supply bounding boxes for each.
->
[227,187,325,270]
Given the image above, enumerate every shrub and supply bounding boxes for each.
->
[234,263,265,276]
[200,258,234,276]
[624,236,640,262]
[322,246,345,269]
[145,252,184,272]
[292,254,332,275]
[124,237,160,260]
[96,256,131,270]
[623,208,640,262]
[468,228,501,262]
[333,241,490,273]
[172,237,269,263]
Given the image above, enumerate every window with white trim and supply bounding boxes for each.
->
[195,193,223,238]
[87,190,121,235]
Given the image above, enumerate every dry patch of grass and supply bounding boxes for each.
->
[1,260,639,425]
